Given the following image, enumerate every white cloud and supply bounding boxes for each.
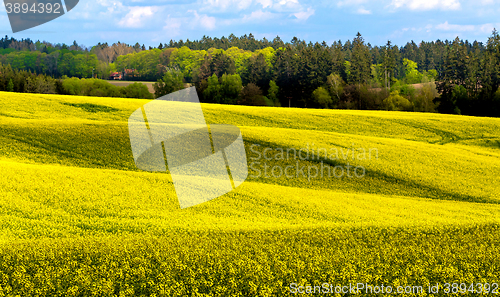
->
[190,10,217,30]
[356,7,371,14]
[390,0,461,11]
[67,1,96,20]
[242,9,276,21]
[63,0,127,21]
[118,6,156,28]
[202,0,231,10]
[433,21,500,33]
[200,0,303,13]
[337,0,367,7]
[163,17,182,37]
[291,7,314,20]
[335,0,371,15]
[435,21,474,31]
[279,0,298,4]
[200,15,216,29]
[96,0,126,14]
[256,0,273,8]
[389,27,411,39]
[202,0,253,11]
[237,0,254,10]
[479,23,496,33]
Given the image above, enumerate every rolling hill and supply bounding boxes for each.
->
[1,91,499,296]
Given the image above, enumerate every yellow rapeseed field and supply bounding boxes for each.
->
[1,91,500,296]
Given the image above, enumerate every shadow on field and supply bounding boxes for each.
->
[244,139,492,204]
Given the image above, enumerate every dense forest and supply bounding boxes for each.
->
[1,32,500,117]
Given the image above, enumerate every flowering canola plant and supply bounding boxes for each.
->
[0,91,500,296]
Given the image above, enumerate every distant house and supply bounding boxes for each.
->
[110,72,122,80]
[109,69,136,80]
[124,68,136,79]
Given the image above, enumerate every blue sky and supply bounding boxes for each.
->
[1,0,500,48]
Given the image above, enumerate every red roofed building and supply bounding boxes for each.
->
[110,72,122,80]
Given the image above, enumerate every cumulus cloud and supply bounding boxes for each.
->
[356,7,371,14]
[390,0,461,11]
[292,7,314,20]
[96,0,127,14]
[435,21,474,31]
[237,0,254,10]
[337,0,367,7]
[335,0,375,15]
[479,23,496,33]
[62,0,127,21]
[199,15,216,29]
[201,0,302,13]
[242,9,277,22]
[256,0,273,8]
[118,6,156,28]
[433,21,500,33]
[279,0,298,5]
[202,0,252,11]
[163,17,182,37]
[190,10,217,30]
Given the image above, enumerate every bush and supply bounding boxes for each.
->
[239,83,266,106]
[326,74,344,108]
[263,96,275,107]
[413,78,438,112]
[60,78,152,99]
[383,90,414,111]
[203,73,243,104]
[61,78,121,97]
[219,73,242,104]
[398,84,416,98]
[24,75,57,94]
[83,79,122,97]
[338,84,359,109]
[312,86,332,108]
[203,74,222,103]
[61,77,83,95]
[121,83,154,99]
[153,69,184,98]
[267,80,281,107]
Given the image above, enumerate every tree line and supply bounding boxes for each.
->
[0,64,153,99]
[1,32,500,116]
